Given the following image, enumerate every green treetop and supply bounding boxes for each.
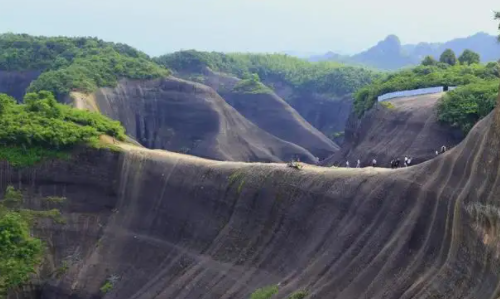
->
[439,49,457,66]
[458,49,480,65]
[421,55,437,66]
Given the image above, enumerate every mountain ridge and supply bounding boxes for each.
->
[310,32,500,70]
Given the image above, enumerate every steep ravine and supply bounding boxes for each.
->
[6,89,500,298]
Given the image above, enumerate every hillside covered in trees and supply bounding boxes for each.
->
[0,33,169,99]
[0,91,125,166]
[354,49,499,133]
[155,50,380,97]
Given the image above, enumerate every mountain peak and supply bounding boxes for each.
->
[380,34,401,47]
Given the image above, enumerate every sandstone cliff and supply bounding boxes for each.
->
[322,93,463,167]
[222,90,339,160]
[88,77,317,163]
[0,70,41,101]
[6,87,500,299]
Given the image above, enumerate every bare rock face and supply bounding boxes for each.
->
[322,93,463,167]
[0,70,41,101]
[6,90,500,298]
[222,90,339,160]
[187,69,340,160]
[92,77,317,163]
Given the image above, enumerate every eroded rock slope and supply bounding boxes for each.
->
[0,70,41,101]
[179,69,340,159]
[87,77,318,163]
[322,93,463,167]
[5,88,500,299]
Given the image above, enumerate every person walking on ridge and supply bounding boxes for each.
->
[356,159,361,168]
[372,159,377,167]
[346,161,350,168]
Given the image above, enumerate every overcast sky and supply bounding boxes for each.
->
[0,0,499,56]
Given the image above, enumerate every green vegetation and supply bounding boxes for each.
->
[421,55,437,66]
[288,290,308,299]
[249,285,306,299]
[0,33,169,99]
[0,146,70,168]
[100,281,113,293]
[0,211,42,296]
[439,49,457,66]
[0,91,125,167]
[250,285,279,299]
[0,185,64,296]
[54,261,69,279]
[354,62,500,117]
[233,74,273,94]
[437,80,498,133]
[331,131,345,138]
[43,196,67,204]
[156,50,379,97]
[458,50,480,65]
[496,11,500,41]
[380,101,396,109]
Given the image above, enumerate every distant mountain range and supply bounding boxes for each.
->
[309,32,500,70]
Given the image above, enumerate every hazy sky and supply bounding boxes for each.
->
[0,0,499,56]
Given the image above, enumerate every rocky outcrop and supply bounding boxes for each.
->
[321,93,463,167]
[0,70,41,101]
[222,90,339,160]
[6,88,500,298]
[90,77,317,163]
[189,69,340,158]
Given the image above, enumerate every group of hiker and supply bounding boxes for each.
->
[435,145,447,156]
[287,145,449,171]
[344,159,378,168]
[343,145,448,169]
[344,156,412,169]
[389,156,413,169]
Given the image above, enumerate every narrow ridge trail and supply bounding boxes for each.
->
[323,93,462,167]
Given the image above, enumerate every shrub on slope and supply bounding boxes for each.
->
[0,208,42,296]
[437,80,498,133]
[0,33,169,99]
[155,50,379,97]
[353,63,500,117]
[232,74,273,94]
[0,185,66,296]
[0,91,125,166]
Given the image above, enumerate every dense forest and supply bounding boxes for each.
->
[155,50,380,97]
[0,91,125,166]
[0,33,169,99]
[354,60,500,133]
